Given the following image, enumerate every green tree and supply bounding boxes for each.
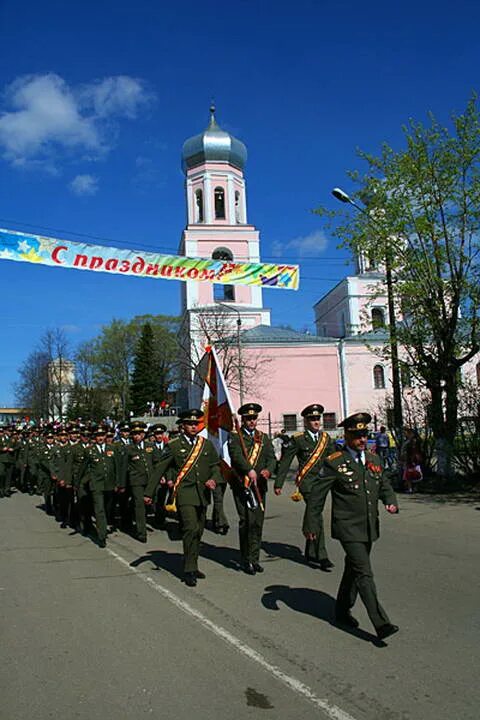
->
[92,319,137,419]
[131,314,180,400]
[316,96,480,478]
[130,322,157,415]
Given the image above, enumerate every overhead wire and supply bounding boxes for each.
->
[0,216,353,265]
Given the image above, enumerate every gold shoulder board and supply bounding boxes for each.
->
[327,451,342,460]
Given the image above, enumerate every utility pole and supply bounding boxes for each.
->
[332,188,404,447]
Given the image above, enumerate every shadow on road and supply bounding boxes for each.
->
[130,549,184,579]
[199,541,240,571]
[261,584,380,644]
[261,540,306,567]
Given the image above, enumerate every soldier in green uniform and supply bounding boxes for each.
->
[124,421,155,542]
[303,412,399,640]
[274,404,335,571]
[228,403,276,574]
[144,409,221,587]
[70,425,93,534]
[149,423,169,529]
[0,427,15,498]
[113,422,131,531]
[37,429,57,515]
[79,427,118,547]
[50,428,74,528]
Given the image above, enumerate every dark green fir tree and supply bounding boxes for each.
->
[130,323,157,415]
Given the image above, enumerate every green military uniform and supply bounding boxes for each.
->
[124,429,156,542]
[50,438,74,527]
[304,412,398,636]
[79,438,117,546]
[228,413,276,571]
[0,430,16,498]
[146,415,221,578]
[70,439,92,533]
[275,422,335,564]
[36,438,57,514]
[113,431,131,530]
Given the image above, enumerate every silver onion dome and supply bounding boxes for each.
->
[182,105,247,172]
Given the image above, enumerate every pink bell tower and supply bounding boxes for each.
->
[179,106,271,398]
[179,105,271,324]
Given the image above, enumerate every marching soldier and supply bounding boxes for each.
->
[51,428,74,528]
[37,429,57,515]
[149,423,169,529]
[228,403,276,575]
[124,421,155,542]
[113,422,131,531]
[144,409,221,587]
[79,426,118,547]
[0,427,15,499]
[274,404,335,571]
[303,412,400,640]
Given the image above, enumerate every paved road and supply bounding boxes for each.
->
[1,488,479,720]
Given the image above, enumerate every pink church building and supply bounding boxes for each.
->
[178,109,412,435]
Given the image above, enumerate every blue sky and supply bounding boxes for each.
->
[0,0,479,404]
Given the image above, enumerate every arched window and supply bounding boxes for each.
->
[235,190,241,223]
[214,186,225,219]
[373,364,385,389]
[372,307,385,330]
[212,247,233,262]
[212,247,234,302]
[194,189,204,223]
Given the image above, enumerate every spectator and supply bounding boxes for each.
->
[375,426,390,466]
[400,428,423,493]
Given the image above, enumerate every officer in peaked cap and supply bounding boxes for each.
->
[178,409,203,423]
[144,408,221,587]
[303,411,400,640]
[149,423,169,529]
[301,404,324,419]
[123,420,154,542]
[338,412,372,433]
[275,403,336,571]
[238,403,262,417]
[228,402,276,574]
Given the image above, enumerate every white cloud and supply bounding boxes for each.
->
[271,230,328,257]
[81,76,152,119]
[69,174,98,196]
[0,73,153,167]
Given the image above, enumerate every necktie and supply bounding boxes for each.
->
[356,451,363,465]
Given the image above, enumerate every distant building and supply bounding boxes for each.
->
[0,407,32,425]
[47,358,75,420]
[179,109,478,433]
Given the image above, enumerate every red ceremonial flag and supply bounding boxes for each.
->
[198,346,235,478]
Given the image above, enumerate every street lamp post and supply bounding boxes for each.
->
[216,302,244,405]
[332,188,404,446]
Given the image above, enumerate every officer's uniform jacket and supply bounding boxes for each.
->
[275,431,335,495]
[146,434,221,506]
[80,443,117,493]
[124,441,156,488]
[303,448,397,543]
[70,442,90,490]
[228,428,276,493]
[112,439,130,487]
[50,443,73,486]
[0,435,16,469]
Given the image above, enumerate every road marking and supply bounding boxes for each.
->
[106,546,357,720]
